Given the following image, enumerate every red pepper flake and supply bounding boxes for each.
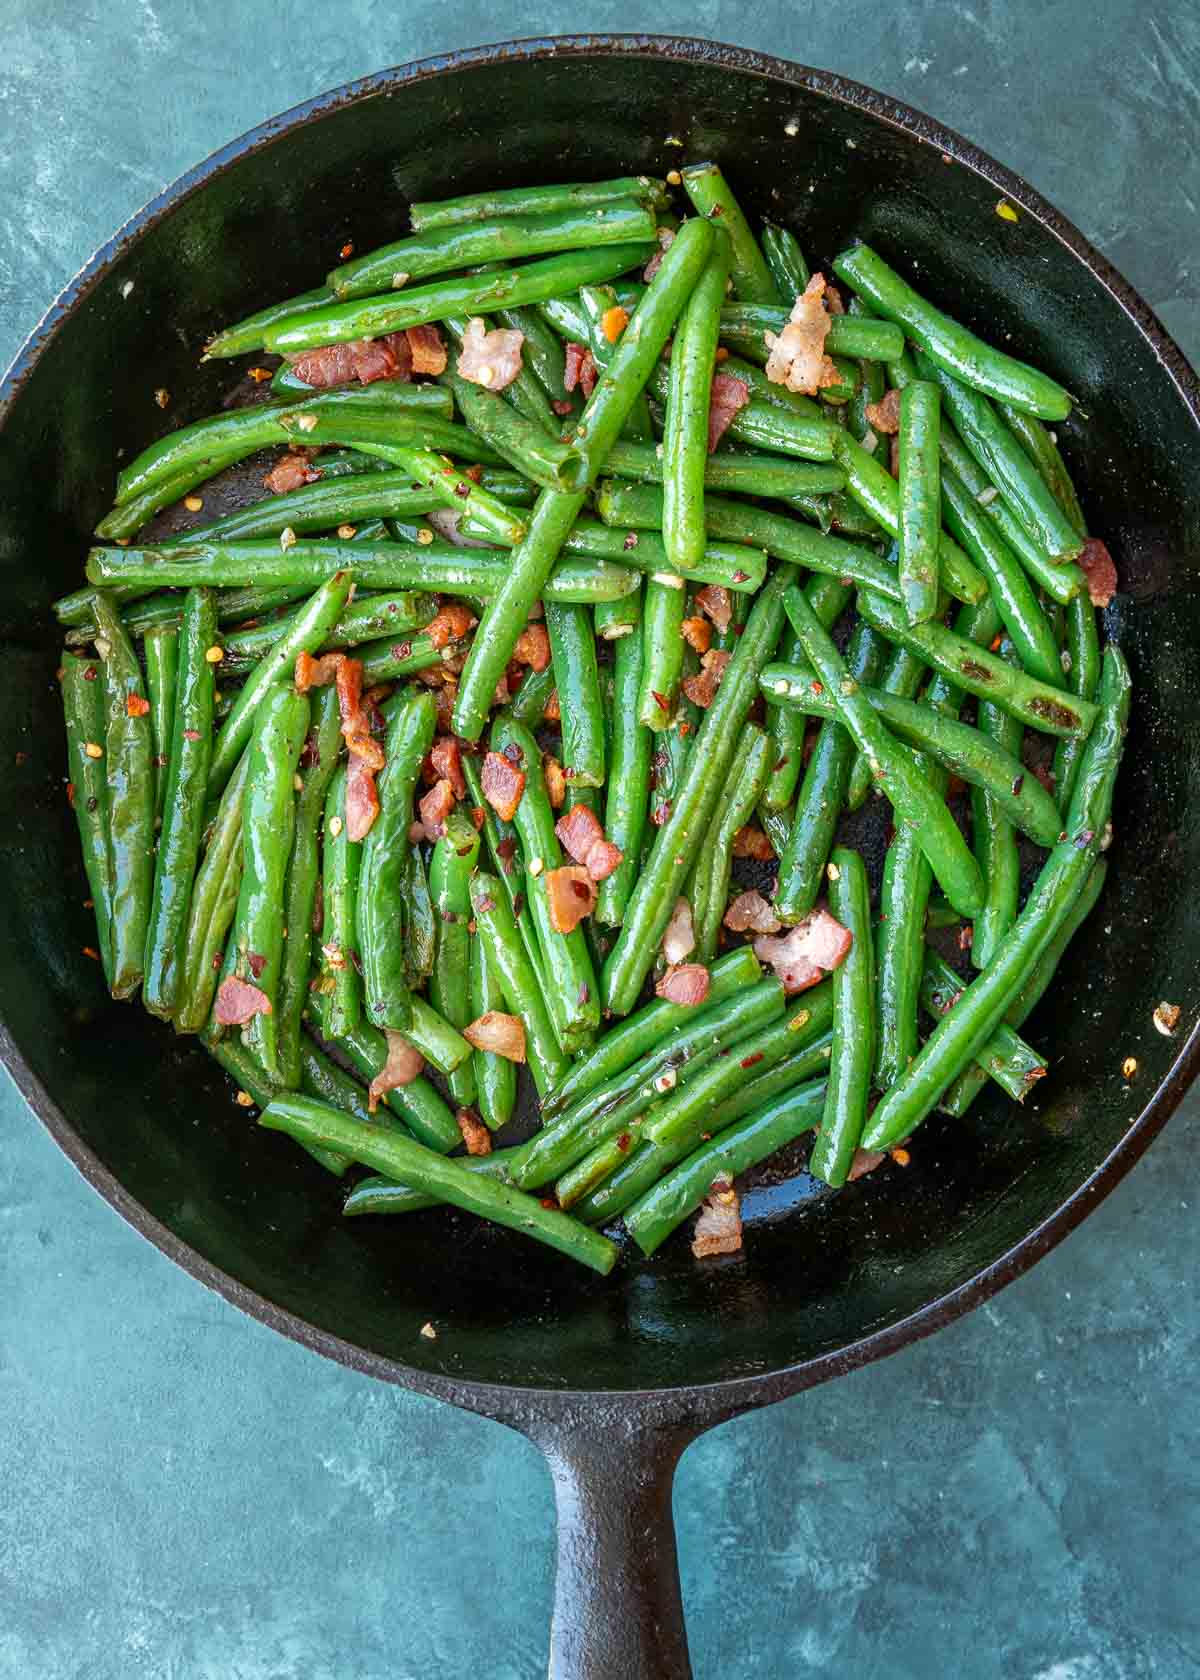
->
[82,665,98,682]
[623,532,639,551]
[958,925,974,951]
[651,690,670,712]
[126,693,151,717]
[541,1196,559,1210]
[739,1052,764,1069]
[183,728,202,742]
[810,680,824,695]
[577,982,589,1006]
[617,1132,632,1152]
[82,945,100,962]
[65,782,75,807]
[247,951,267,979]
[339,240,354,259]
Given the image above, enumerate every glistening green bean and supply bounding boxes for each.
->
[808,849,875,1187]
[470,926,517,1132]
[468,873,569,1097]
[174,753,250,1035]
[321,763,362,1040]
[896,380,942,623]
[429,810,481,1107]
[680,163,781,304]
[920,951,1048,1101]
[691,724,772,964]
[545,600,606,785]
[93,591,155,999]
[409,175,668,232]
[60,651,115,984]
[664,228,732,575]
[596,594,651,928]
[306,987,460,1154]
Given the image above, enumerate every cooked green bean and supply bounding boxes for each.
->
[306,987,460,1154]
[645,357,839,460]
[93,591,156,999]
[401,844,437,992]
[761,222,810,296]
[762,625,808,812]
[470,924,517,1132]
[320,763,362,1040]
[558,520,767,593]
[664,228,732,575]
[806,850,874,1186]
[174,753,250,1034]
[637,576,686,730]
[343,1150,525,1215]
[60,650,115,984]
[429,810,481,1107]
[596,596,651,928]
[143,591,217,1018]
[204,285,335,358]
[460,755,545,986]
[680,163,780,304]
[846,633,912,812]
[468,872,569,1097]
[438,362,588,492]
[409,175,668,232]
[999,403,1087,534]
[143,625,177,822]
[717,304,906,365]
[605,438,844,498]
[920,951,1048,1101]
[220,591,436,669]
[545,600,606,785]
[971,663,1024,968]
[896,380,942,623]
[691,724,772,964]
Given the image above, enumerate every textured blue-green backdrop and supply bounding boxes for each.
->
[1,4,1197,1675]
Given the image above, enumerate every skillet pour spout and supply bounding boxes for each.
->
[2,36,1198,1680]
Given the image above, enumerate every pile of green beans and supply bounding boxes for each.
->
[57,165,1127,1273]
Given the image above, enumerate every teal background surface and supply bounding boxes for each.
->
[1,4,1198,1675]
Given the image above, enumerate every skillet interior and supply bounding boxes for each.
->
[1,41,1197,1393]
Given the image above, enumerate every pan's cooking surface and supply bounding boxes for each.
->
[1,40,1197,1399]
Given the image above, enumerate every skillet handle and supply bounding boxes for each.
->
[531,1410,700,1680]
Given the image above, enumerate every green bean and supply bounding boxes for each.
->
[545,601,606,786]
[60,651,115,983]
[307,987,460,1153]
[861,647,1128,1153]
[761,624,808,812]
[627,1074,828,1256]
[437,363,587,492]
[680,163,780,303]
[783,585,985,915]
[174,753,250,1034]
[602,566,796,1015]
[460,755,545,986]
[206,570,352,802]
[401,844,437,991]
[204,285,336,358]
[262,246,656,354]
[535,294,591,346]
[276,686,343,1088]
[143,625,177,822]
[807,849,874,1186]
[971,668,1024,968]
[604,437,844,498]
[558,520,767,593]
[597,605,651,930]
[710,354,825,423]
[920,951,1048,1101]
[320,763,362,1039]
[328,199,658,299]
[470,926,517,1132]
[896,381,942,623]
[92,591,155,998]
[594,590,640,641]
[645,357,838,460]
[692,725,773,964]
[429,810,481,1107]
[342,1149,526,1215]
[59,579,316,640]
[854,588,1097,738]
[637,576,686,730]
[468,872,568,1097]
[664,229,732,574]
[540,979,790,1202]
[999,404,1087,534]
[410,175,668,232]
[761,223,810,296]
[845,634,913,812]
[832,243,1072,420]
[351,633,440,686]
[717,304,906,366]
[358,688,436,1031]
[848,304,892,466]
[299,1039,412,1159]
[219,591,435,668]
[488,717,599,1053]
[261,1094,615,1274]
[939,860,1106,1117]
[142,591,217,1018]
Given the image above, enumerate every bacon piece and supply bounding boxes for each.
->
[763,273,840,395]
[1031,761,1056,795]
[865,388,902,434]
[692,1174,742,1258]
[543,688,561,724]
[848,1147,888,1181]
[287,331,413,389]
[1078,537,1118,607]
[662,895,695,965]
[543,755,567,809]
[344,755,380,842]
[367,1030,424,1112]
[406,323,447,375]
[545,866,597,933]
[555,802,605,866]
[418,778,455,839]
[681,649,731,708]
[680,615,712,655]
[707,373,751,452]
[724,889,783,935]
[643,226,676,282]
[585,839,623,882]
[732,825,774,861]
[513,623,552,672]
[655,963,711,1007]
[425,603,475,651]
[457,316,525,391]
[694,584,732,633]
[429,736,467,800]
[264,453,321,495]
[564,340,598,399]
[214,976,272,1026]
[294,650,342,692]
[480,750,525,821]
[753,907,852,993]
[434,681,457,735]
[456,1108,493,1155]
[463,1011,526,1063]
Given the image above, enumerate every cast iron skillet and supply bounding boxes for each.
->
[1,35,1198,1679]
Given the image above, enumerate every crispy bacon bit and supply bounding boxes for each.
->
[656,963,710,1007]
[513,622,552,672]
[543,755,567,809]
[1078,537,1118,608]
[555,803,605,865]
[480,750,525,822]
[406,323,447,375]
[585,839,623,882]
[865,387,903,434]
[552,398,575,416]
[563,340,598,399]
[264,453,321,495]
[214,976,272,1027]
[848,1147,888,1181]
[694,584,733,633]
[345,756,379,842]
[764,274,840,395]
[294,649,342,692]
[463,1011,527,1063]
[125,692,151,717]
[707,372,751,452]
[456,1108,493,1155]
[890,436,901,479]
[418,778,455,839]
[246,951,267,979]
[426,603,475,651]
[662,895,696,965]
[724,889,783,935]
[652,801,672,826]
[681,649,731,709]
[367,1030,425,1112]
[732,825,774,861]
[692,1175,743,1258]
[643,226,676,282]
[430,736,467,800]
[754,907,852,993]
[680,615,712,655]
[457,316,525,391]
[545,865,597,933]
[287,330,413,389]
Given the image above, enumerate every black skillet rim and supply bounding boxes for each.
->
[2,33,1198,1425]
